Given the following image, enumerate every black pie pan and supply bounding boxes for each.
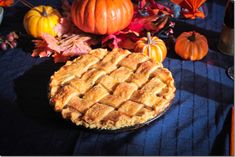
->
[72,103,173,134]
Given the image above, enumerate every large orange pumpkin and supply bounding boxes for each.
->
[175,31,208,60]
[134,32,167,63]
[71,0,134,35]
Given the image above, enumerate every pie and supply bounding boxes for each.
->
[49,48,176,130]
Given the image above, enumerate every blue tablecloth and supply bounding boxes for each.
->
[0,0,233,155]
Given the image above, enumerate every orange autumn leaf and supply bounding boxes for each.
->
[0,0,14,7]
[171,0,207,19]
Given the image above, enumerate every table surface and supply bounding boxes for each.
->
[0,0,234,155]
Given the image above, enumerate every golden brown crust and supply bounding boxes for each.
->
[49,48,176,130]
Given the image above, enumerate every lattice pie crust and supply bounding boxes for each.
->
[49,48,175,130]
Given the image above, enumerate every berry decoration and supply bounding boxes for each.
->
[0,32,19,51]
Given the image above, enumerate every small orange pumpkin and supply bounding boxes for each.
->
[134,32,167,63]
[175,31,208,60]
[71,0,134,35]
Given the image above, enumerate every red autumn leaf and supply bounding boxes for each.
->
[171,0,206,19]
[128,15,159,33]
[127,0,173,35]
[151,15,170,34]
[119,38,137,50]
[31,39,53,58]
[102,34,122,49]
[101,0,173,50]
[127,14,170,35]
[52,53,70,63]
[137,0,147,9]
[101,30,139,50]
[136,0,173,15]
[148,0,173,14]
[0,0,14,7]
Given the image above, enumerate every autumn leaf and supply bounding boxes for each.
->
[136,0,173,16]
[171,0,207,19]
[41,33,61,52]
[127,14,170,35]
[59,34,92,56]
[52,53,70,63]
[101,1,174,50]
[102,30,139,50]
[32,33,92,62]
[0,0,14,7]
[32,39,53,58]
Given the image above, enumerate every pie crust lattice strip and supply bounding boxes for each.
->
[49,48,176,130]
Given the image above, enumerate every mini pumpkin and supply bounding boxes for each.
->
[71,0,134,35]
[175,31,208,60]
[134,32,167,63]
[24,5,61,38]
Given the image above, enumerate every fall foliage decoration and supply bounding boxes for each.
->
[134,32,167,63]
[171,0,207,19]
[175,31,208,61]
[71,0,134,35]
[101,30,140,50]
[32,33,93,63]
[23,5,61,38]
[30,0,175,62]
[136,0,173,16]
[101,0,175,50]
[0,0,14,7]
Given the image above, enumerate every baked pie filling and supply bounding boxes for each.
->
[49,48,176,130]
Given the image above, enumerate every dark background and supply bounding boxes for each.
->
[0,0,233,155]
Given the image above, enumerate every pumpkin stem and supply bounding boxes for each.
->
[147,32,152,45]
[188,31,196,41]
[42,7,48,17]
